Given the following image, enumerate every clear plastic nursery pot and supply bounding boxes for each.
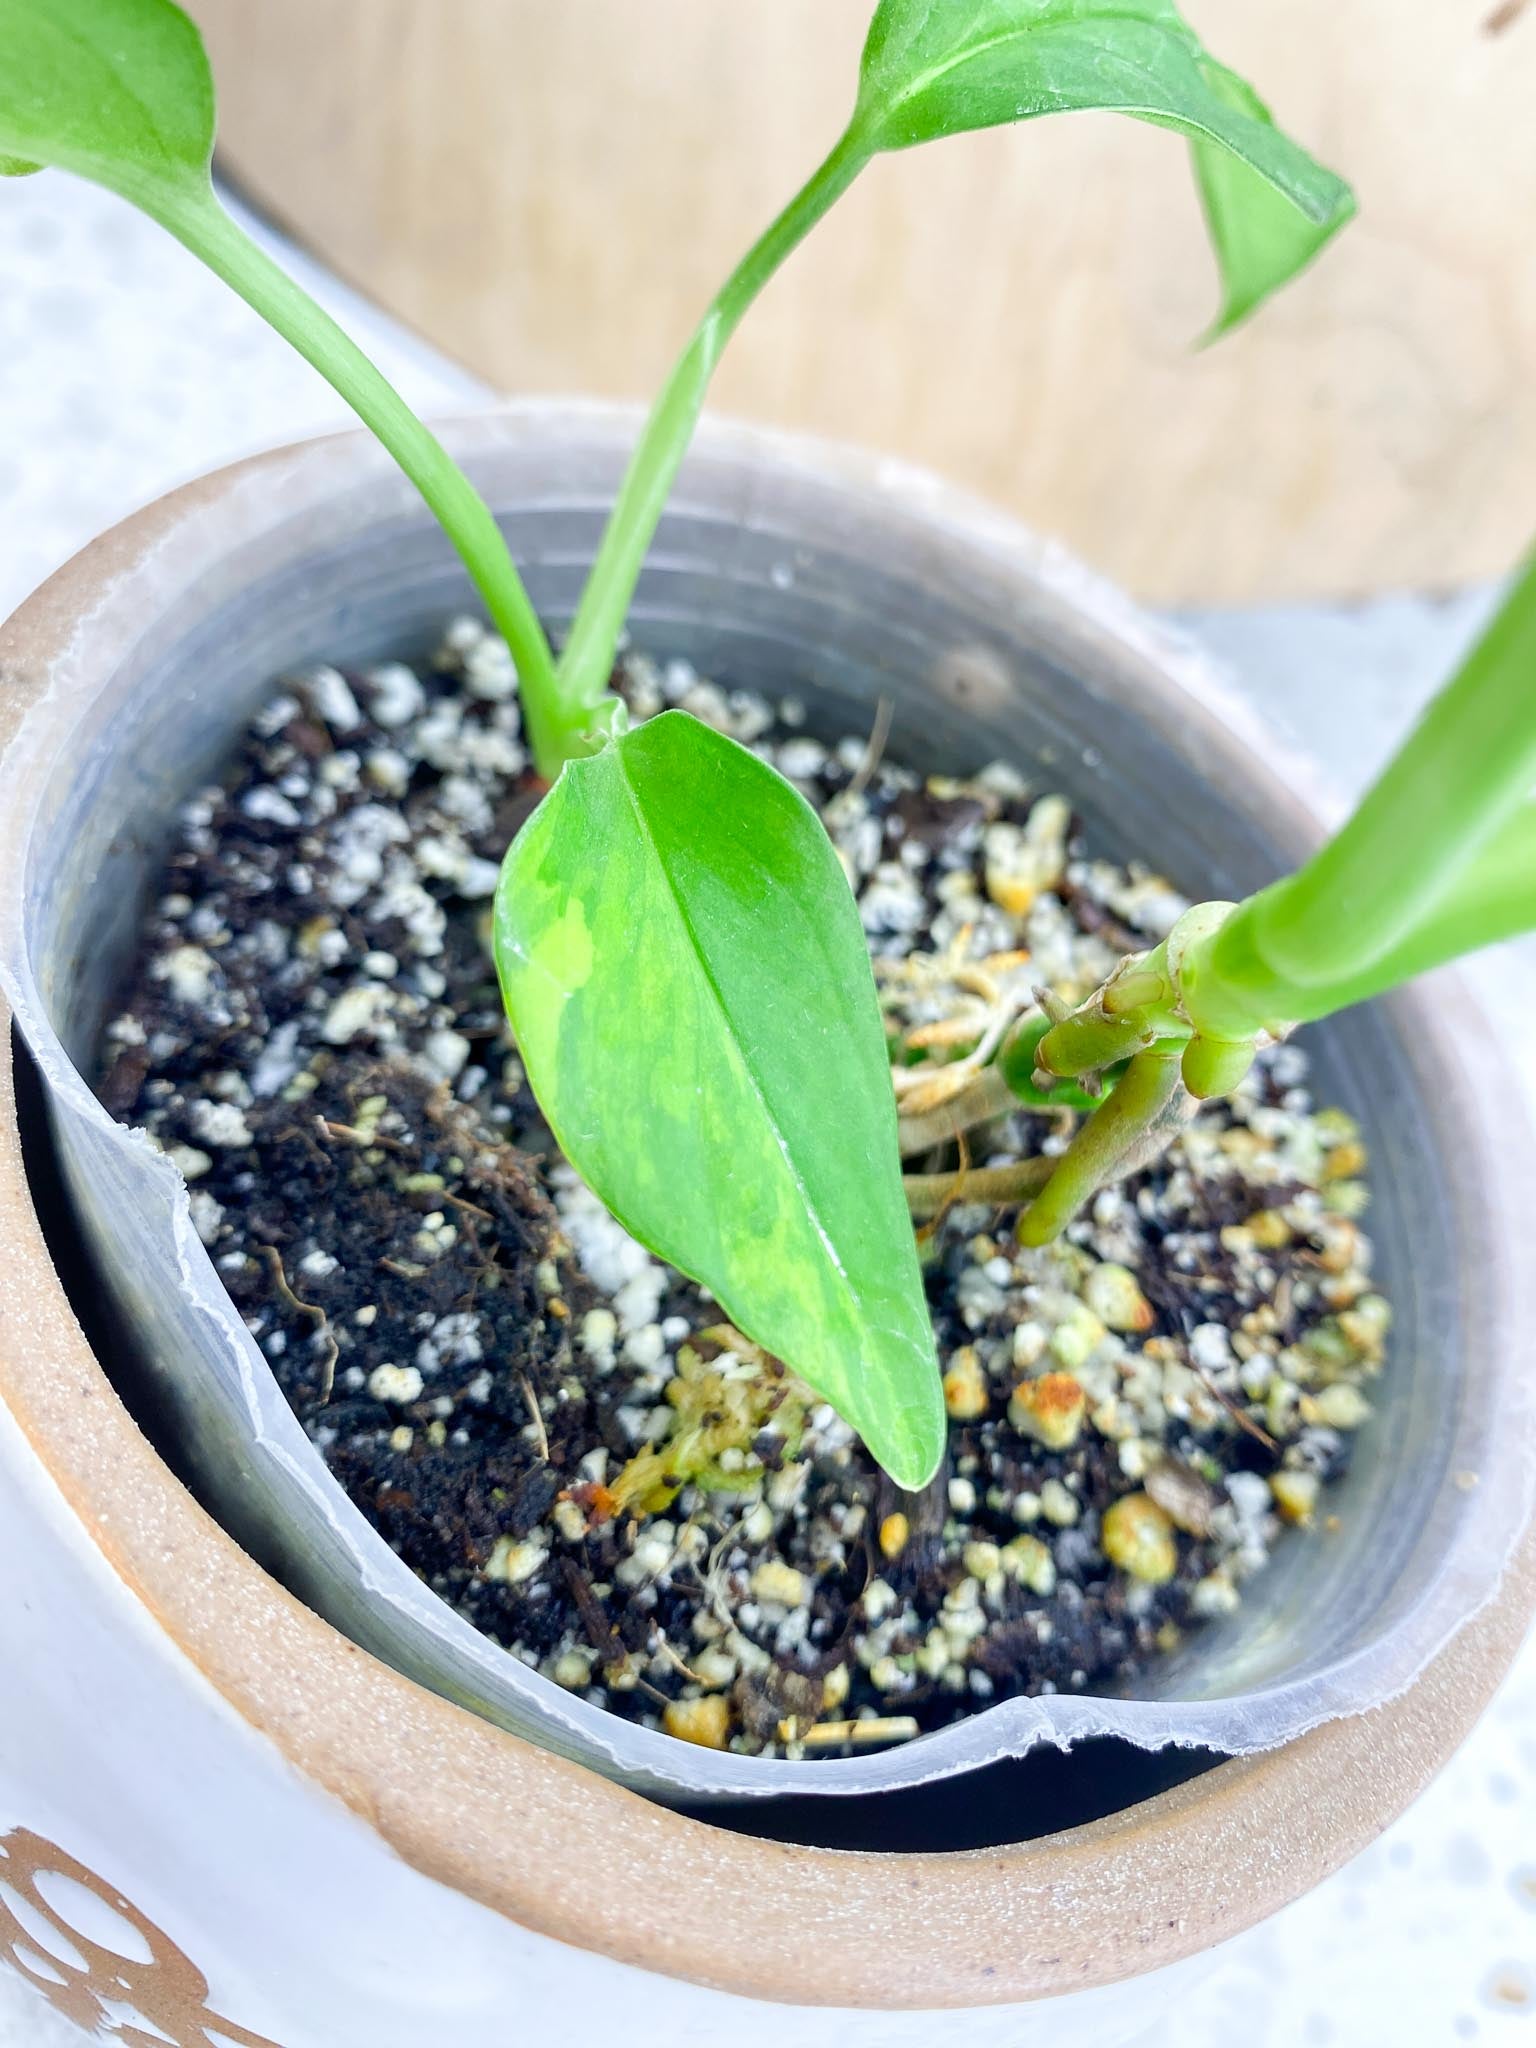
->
[0,407,1533,2048]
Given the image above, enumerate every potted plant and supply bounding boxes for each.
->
[0,1,1532,2042]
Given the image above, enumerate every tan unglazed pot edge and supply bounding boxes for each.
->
[0,411,1532,2016]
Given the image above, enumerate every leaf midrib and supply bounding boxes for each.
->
[874,5,1201,121]
[12,11,193,181]
[611,735,865,1313]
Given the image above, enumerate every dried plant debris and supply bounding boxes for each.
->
[97,622,1389,1758]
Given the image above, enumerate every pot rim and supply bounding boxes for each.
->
[0,401,1532,2010]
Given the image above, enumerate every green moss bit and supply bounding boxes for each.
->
[609,1327,810,1518]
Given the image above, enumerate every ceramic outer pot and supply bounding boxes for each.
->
[0,407,1531,2048]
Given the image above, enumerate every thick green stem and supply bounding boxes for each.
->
[1276,805,1536,1017]
[1001,556,1536,1244]
[1189,795,1536,1034]
[557,126,870,707]
[1456,800,1536,911]
[145,181,593,778]
[1169,899,1288,1040]
[1229,553,1536,992]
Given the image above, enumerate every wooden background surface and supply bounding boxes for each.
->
[191,1,1536,606]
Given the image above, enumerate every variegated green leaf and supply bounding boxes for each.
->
[494,712,945,1490]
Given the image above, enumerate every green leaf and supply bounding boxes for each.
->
[854,0,1354,306]
[1191,64,1355,337]
[0,0,214,205]
[559,0,1356,713]
[494,712,946,1490]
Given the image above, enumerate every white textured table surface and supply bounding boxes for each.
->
[1,174,1532,2047]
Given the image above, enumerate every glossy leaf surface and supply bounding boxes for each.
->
[495,712,946,1489]
[1190,63,1354,335]
[0,0,213,202]
[855,0,1354,322]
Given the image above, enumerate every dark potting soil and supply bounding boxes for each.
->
[94,622,1389,1759]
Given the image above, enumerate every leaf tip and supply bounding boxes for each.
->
[1195,176,1357,347]
[867,1380,948,1495]
[1194,300,1247,350]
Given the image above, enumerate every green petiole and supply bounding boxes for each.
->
[143,185,578,774]
[556,128,869,711]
